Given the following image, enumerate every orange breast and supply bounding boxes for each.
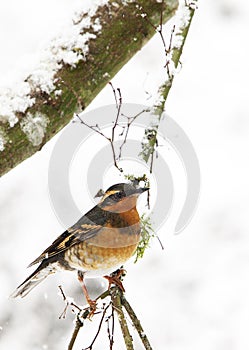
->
[64,202,141,271]
[65,222,140,271]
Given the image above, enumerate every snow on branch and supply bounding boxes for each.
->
[140,0,198,171]
[0,0,178,176]
[0,1,106,128]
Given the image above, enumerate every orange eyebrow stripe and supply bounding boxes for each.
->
[100,190,119,202]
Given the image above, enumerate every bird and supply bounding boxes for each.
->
[10,182,149,305]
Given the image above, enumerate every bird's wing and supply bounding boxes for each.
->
[28,211,103,267]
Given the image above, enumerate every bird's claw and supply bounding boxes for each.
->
[104,268,126,292]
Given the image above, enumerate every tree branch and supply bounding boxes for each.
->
[59,269,154,350]
[0,0,178,176]
[110,288,134,350]
[140,0,198,170]
[68,314,84,350]
[121,294,153,350]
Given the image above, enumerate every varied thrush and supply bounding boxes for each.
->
[11,182,149,303]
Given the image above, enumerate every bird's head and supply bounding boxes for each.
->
[99,182,149,213]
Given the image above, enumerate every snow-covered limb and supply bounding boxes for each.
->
[0,1,107,128]
[0,0,178,176]
[140,0,197,169]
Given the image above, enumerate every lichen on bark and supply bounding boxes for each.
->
[0,0,178,176]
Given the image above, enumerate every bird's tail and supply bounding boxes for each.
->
[10,262,56,298]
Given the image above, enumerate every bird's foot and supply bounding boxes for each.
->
[85,298,97,319]
[78,270,97,318]
[104,267,126,292]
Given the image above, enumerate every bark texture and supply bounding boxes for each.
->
[0,0,178,176]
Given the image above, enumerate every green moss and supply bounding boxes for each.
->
[134,214,155,263]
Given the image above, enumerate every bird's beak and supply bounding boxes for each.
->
[136,186,149,194]
[142,187,150,192]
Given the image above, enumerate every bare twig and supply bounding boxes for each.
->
[109,82,122,144]
[118,109,150,160]
[74,114,108,141]
[74,82,125,172]
[68,314,84,350]
[106,305,115,350]
[109,82,119,109]
[75,85,150,172]
[59,285,90,350]
[140,1,173,70]
[83,303,112,350]
[113,89,122,134]
[58,285,82,319]
[74,113,122,171]
[59,269,153,350]
[110,83,123,170]
[111,87,122,136]
[140,1,198,173]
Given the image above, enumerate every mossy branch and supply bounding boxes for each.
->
[140,1,198,170]
[60,270,153,350]
[0,0,178,177]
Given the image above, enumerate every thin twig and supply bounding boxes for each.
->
[121,295,153,350]
[59,285,90,350]
[110,306,115,349]
[140,1,197,173]
[164,25,175,76]
[59,273,153,350]
[60,286,112,350]
[75,113,122,171]
[83,303,112,350]
[140,1,169,68]
[109,82,122,143]
[75,114,109,141]
[111,88,122,142]
[68,314,84,350]
[149,150,154,174]
[106,305,115,349]
[110,84,123,170]
[74,81,125,172]
[118,109,150,160]
[58,285,82,319]
[109,82,118,109]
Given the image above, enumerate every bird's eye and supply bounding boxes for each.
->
[113,191,124,200]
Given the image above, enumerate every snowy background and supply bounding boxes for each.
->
[1,0,249,349]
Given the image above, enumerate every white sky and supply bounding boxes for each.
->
[1,0,249,349]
